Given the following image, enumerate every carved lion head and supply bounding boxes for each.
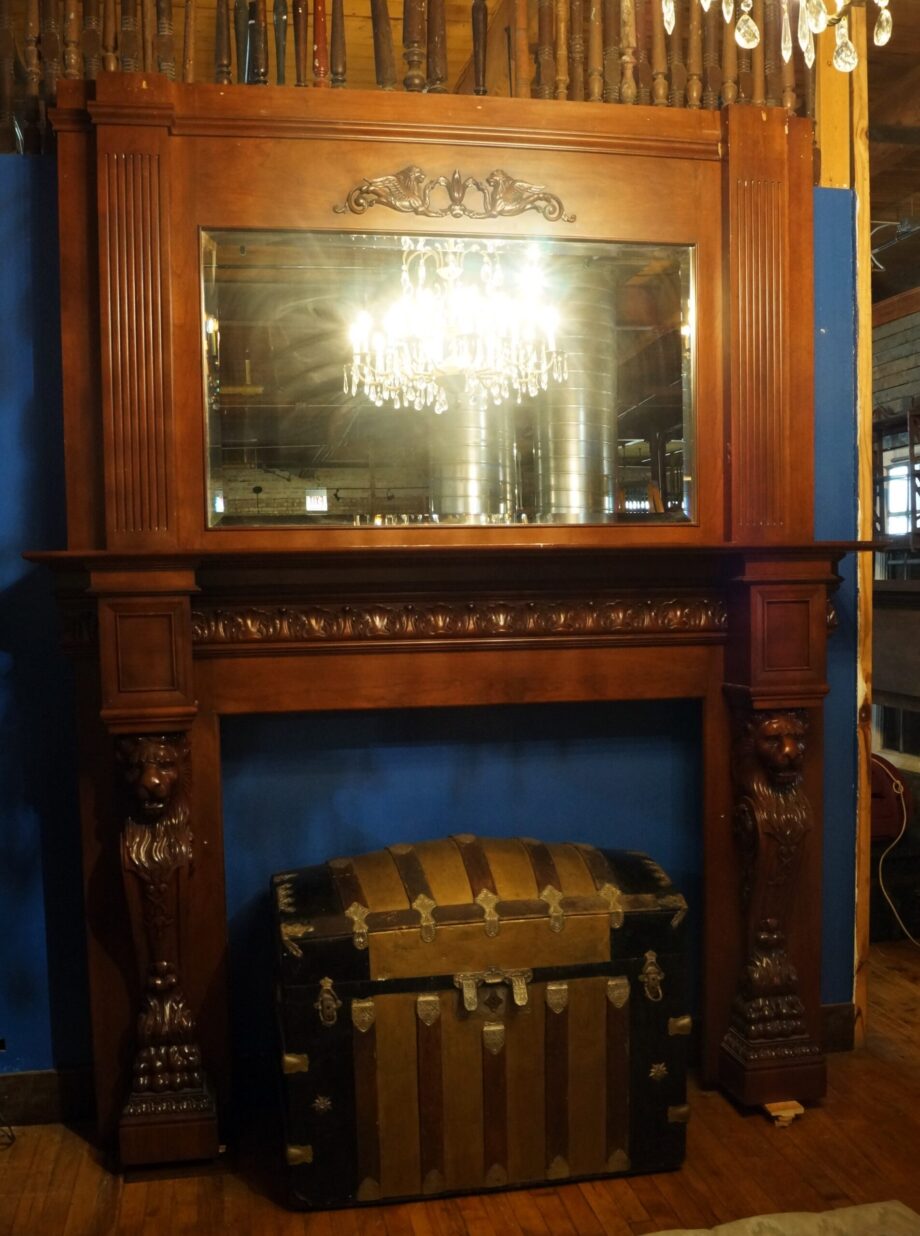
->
[117,734,189,822]
[748,711,807,789]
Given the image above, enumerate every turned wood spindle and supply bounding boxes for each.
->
[234,0,250,82]
[331,0,346,85]
[101,0,117,67]
[569,0,585,100]
[40,0,62,105]
[536,0,554,97]
[215,0,231,80]
[764,0,778,106]
[619,0,635,103]
[313,0,329,84]
[273,0,287,83]
[371,0,398,88]
[650,0,666,105]
[403,0,425,91]
[156,0,176,79]
[721,11,738,104]
[80,0,102,78]
[737,36,752,103]
[250,0,269,82]
[602,0,620,101]
[22,0,40,151]
[119,0,139,68]
[751,0,765,105]
[0,0,15,153]
[143,0,156,69]
[63,0,81,78]
[666,0,685,108]
[634,0,650,104]
[182,0,195,79]
[586,0,602,100]
[425,0,446,92]
[687,0,702,107]
[803,50,814,118]
[702,0,720,108]
[472,0,488,94]
[514,0,530,97]
[292,0,306,82]
[553,0,568,98]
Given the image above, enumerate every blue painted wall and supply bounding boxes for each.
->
[814,187,859,1005]
[0,157,89,1074]
[0,171,858,1080]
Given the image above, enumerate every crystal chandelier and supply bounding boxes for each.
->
[662,0,892,72]
[345,238,567,415]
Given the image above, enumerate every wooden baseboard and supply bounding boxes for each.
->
[822,1002,857,1053]
[0,1067,95,1125]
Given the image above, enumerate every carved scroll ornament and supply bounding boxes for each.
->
[722,710,821,1071]
[334,165,576,222]
[117,734,210,1108]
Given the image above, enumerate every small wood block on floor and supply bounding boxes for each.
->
[763,1100,805,1127]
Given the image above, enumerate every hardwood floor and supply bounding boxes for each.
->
[2,942,920,1235]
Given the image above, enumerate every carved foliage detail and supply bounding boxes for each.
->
[118,734,207,1103]
[191,596,728,646]
[334,166,576,222]
[724,710,819,1064]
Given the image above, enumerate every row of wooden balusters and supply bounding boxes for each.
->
[0,0,812,152]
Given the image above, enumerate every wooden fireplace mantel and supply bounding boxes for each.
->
[41,75,862,1166]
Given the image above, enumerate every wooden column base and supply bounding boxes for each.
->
[718,1033,826,1108]
[119,1088,219,1166]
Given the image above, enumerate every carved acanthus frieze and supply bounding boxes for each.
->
[191,595,727,647]
[333,165,576,222]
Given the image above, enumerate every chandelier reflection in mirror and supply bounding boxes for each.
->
[201,229,694,529]
[672,0,893,69]
[345,238,568,416]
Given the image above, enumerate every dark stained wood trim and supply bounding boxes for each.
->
[0,1067,95,1125]
[873,285,920,329]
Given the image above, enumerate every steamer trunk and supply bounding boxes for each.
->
[272,836,690,1209]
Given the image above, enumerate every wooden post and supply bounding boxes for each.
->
[514,0,531,97]
[554,0,569,99]
[155,0,177,79]
[472,0,488,93]
[702,0,719,108]
[425,0,444,90]
[722,11,737,104]
[650,0,666,106]
[313,0,329,85]
[687,0,702,108]
[102,0,117,68]
[619,0,635,103]
[403,0,426,91]
[273,0,287,83]
[215,0,232,81]
[537,0,554,97]
[602,0,619,101]
[292,0,306,82]
[586,0,602,101]
[250,0,269,82]
[373,0,398,88]
[570,0,585,100]
[331,0,346,86]
[182,0,195,80]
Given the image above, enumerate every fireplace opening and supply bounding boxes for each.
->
[220,698,702,1119]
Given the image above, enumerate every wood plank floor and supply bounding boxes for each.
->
[2,941,920,1235]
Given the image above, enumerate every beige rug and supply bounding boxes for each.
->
[653,1200,920,1235]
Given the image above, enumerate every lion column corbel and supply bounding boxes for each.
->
[720,555,837,1107]
[91,566,219,1165]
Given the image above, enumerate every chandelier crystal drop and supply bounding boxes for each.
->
[874,0,892,48]
[781,0,793,61]
[735,0,760,49]
[832,13,858,71]
[687,0,895,75]
[663,0,676,36]
[345,239,568,416]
